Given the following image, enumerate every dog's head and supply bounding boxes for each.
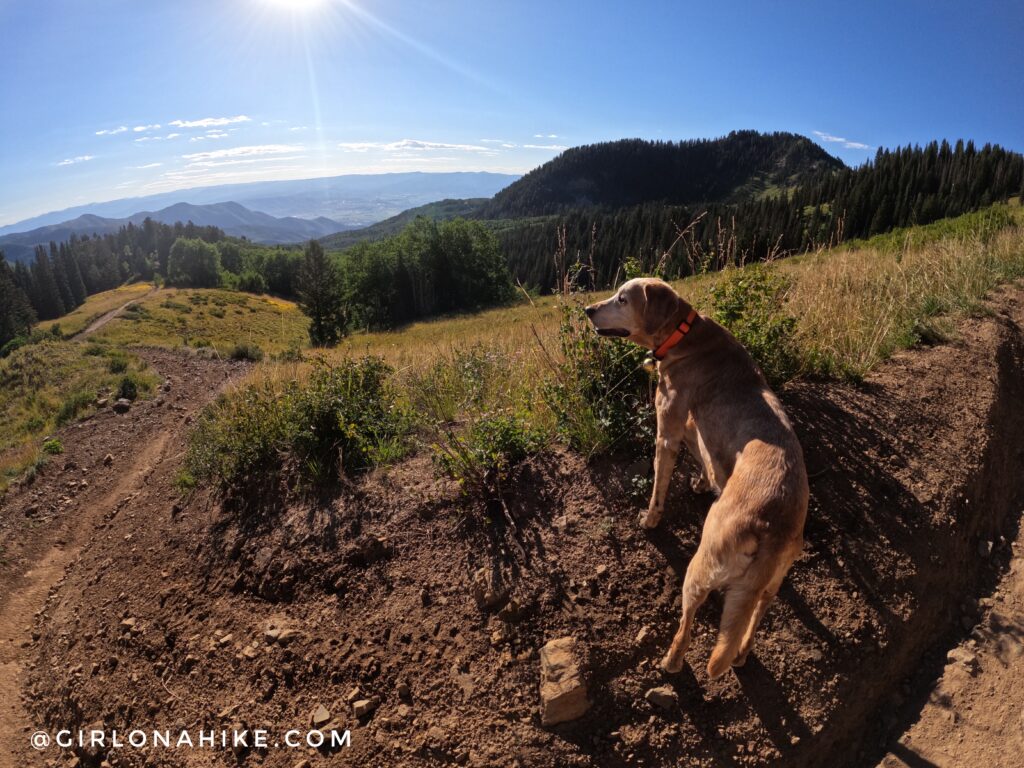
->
[584,278,686,347]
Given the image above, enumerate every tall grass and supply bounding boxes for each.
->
[185,205,1024,493]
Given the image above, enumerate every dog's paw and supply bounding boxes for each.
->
[731,650,749,668]
[638,508,662,529]
[660,650,685,674]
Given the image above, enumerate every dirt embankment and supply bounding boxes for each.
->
[4,287,1024,768]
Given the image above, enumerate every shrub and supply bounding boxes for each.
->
[107,352,129,373]
[544,297,653,457]
[116,374,147,401]
[710,264,799,384]
[434,410,544,493]
[42,438,64,455]
[230,343,264,362]
[185,356,412,490]
[56,390,96,426]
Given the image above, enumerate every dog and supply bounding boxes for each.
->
[585,277,808,678]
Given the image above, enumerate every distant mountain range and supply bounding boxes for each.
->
[0,171,519,236]
[0,202,347,261]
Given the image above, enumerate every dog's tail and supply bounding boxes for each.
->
[707,585,760,679]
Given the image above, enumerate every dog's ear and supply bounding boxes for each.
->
[643,282,681,336]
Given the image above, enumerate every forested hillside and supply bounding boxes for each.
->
[478,131,843,218]
[494,137,1024,290]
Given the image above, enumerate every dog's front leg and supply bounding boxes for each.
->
[639,435,679,529]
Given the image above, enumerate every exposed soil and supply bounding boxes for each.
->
[2,287,1024,768]
[77,290,156,337]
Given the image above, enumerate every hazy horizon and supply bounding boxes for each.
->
[2,0,1022,226]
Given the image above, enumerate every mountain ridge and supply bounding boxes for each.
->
[0,201,349,261]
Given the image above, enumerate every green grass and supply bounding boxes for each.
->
[37,282,154,336]
[0,340,159,492]
[190,204,1024,494]
[88,287,309,355]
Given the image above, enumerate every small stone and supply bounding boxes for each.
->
[346,686,362,702]
[596,564,609,578]
[352,697,379,718]
[311,704,331,727]
[217,633,234,646]
[947,647,979,674]
[103,453,114,467]
[119,617,137,632]
[264,627,281,643]
[396,681,411,698]
[96,397,109,408]
[635,626,652,645]
[978,540,993,558]
[471,567,510,611]
[644,686,678,710]
[112,398,131,414]
[539,637,590,726]
[276,628,301,645]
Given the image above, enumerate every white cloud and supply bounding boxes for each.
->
[131,162,163,169]
[189,130,230,142]
[95,126,128,136]
[165,133,181,140]
[133,123,161,132]
[533,133,559,139]
[289,126,309,132]
[182,144,304,163]
[813,130,872,150]
[337,139,494,153]
[169,115,251,129]
[523,143,568,151]
[57,155,95,166]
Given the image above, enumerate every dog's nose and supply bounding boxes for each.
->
[584,305,596,318]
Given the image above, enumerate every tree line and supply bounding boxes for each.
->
[495,139,1024,290]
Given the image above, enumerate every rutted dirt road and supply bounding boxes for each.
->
[0,349,247,768]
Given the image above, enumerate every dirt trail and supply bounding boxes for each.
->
[4,289,1024,768]
[0,349,247,768]
[878,525,1024,767]
[78,287,156,337]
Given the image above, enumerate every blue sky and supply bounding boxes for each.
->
[1,0,1022,225]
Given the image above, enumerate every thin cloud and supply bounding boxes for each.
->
[57,155,95,166]
[337,139,494,153]
[133,123,161,132]
[181,144,304,163]
[523,143,568,151]
[533,133,559,139]
[289,126,309,132]
[95,126,128,136]
[169,115,251,129]
[189,131,229,142]
[131,162,163,169]
[813,130,872,150]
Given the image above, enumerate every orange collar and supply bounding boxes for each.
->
[653,309,699,360]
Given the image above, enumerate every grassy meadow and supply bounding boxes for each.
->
[187,205,1024,493]
[36,282,155,336]
[88,287,309,357]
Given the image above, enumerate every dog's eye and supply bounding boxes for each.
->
[617,294,626,304]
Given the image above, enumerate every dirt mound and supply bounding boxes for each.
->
[7,288,1024,767]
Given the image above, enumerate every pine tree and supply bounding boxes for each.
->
[30,246,66,320]
[0,257,37,349]
[296,240,346,346]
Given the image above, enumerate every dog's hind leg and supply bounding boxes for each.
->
[660,544,714,673]
[733,547,799,667]
[640,435,680,529]
[707,585,761,679]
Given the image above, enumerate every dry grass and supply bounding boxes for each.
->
[0,340,159,492]
[88,287,309,356]
[37,282,154,336]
